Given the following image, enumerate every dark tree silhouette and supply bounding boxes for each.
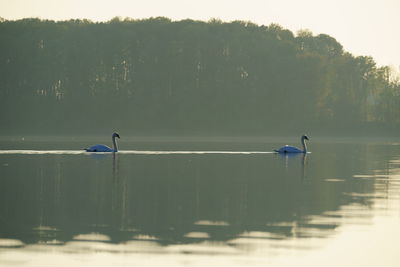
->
[0,18,398,135]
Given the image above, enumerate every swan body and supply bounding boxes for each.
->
[274,135,309,153]
[85,132,120,152]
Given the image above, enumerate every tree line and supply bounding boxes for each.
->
[0,17,399,135]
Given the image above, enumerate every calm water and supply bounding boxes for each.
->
[0,136,399,267]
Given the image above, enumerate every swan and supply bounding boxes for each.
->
[274,135,309,153]
[84,132,120,152]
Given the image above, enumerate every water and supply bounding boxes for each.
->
[0,137,399,266]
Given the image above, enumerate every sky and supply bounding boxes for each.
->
[1,0,399,69]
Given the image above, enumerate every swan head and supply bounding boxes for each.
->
[302,135,309,141]
[112,132,120,139]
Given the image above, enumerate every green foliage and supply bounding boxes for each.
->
[0,18,398,135]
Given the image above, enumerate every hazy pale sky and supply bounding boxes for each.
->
[1,0,399,68]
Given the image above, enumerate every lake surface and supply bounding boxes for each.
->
[0,136,399,267]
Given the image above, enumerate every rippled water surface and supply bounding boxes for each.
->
[0,136,399,266]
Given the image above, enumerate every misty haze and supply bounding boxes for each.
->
[0,17,400,267]
[0,18,399,136]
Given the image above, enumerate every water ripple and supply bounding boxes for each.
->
[0,150,272,155]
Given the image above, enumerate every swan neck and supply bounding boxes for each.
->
[301,138,307,153]
[112,136,118,152]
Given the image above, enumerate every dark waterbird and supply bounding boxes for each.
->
[274,135,309,153]
[84,132,120,152]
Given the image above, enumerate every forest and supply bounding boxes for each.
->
[0,17,399,136]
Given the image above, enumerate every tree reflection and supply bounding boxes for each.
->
[0,146,381,247]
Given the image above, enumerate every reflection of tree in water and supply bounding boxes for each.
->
[0,151,377,246]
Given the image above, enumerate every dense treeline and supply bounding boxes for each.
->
[0,17,399,135]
